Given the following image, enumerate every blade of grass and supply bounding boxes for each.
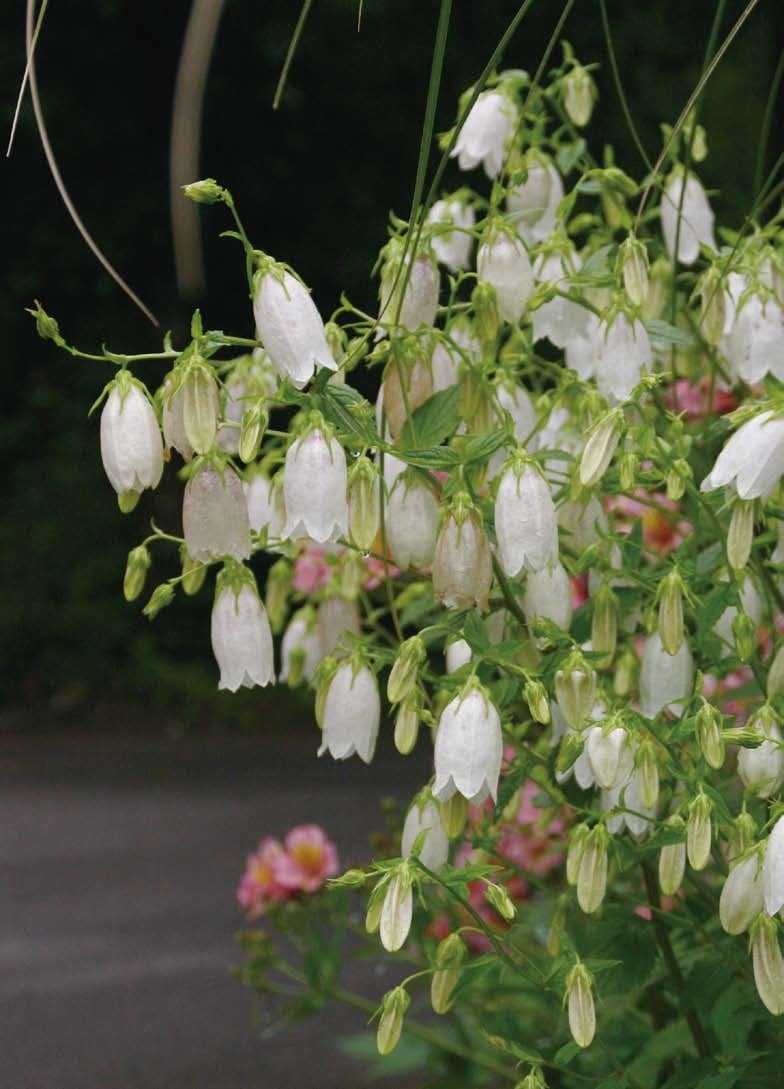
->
[7,0,48,157]
[599,0,652,170]
[272,0,315,110]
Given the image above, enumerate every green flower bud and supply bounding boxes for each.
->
[517,1069,548,1089]
[181,548,207,596]
[341,551,365,600]
[471,281,500,353]
[619,450,638,491]
[732,611,756,664]
[591,584,618,661]
[524,678,550,724]
[485,882,516,921]
[238,402,268,464]
[376,986,410,1055]
[563,64,597,127]
[659,817,686,895]
[556,731,585,777]
[181,178,224,204]
[565,962,596,1048]
[636,738,660,809]
[750,914,784,1015]
[613,649,637,697]
[123,545,151,602]
[619,234,649,309]
[442,793,468,839]
[727,499,755,571]
[28,300,65,345]
[265,559,291,634]
[142,582,175,620]
[728,807,757,865]
[691,125,708,162]
[348,455,380,552]
[394,695,421,755]
[555,651,597,730]
[431,934,465,1014]
[380,867,414,952]
[666,459,690,502]
[181,360,219,456]
[118,489,141,514]
[699,267,726,347]
[687,792,712,871]
[657,569,685,656]
[388,636,426,704]
[566,824,590,886]
[577,826,608,914]
[579,409,624,488]
[696,700,725,769]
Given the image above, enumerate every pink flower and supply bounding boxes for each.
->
[571,573,589,609]
[362,554,401,590]
[273,825,340,893]
[663,377,736,421]
[292,546,334,595]
[606,490,691,556]
[237,837,290,919]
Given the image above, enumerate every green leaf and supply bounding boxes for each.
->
[696,583,736,643]
[461,429,511,466]
[645,319,697,351]
[395,446,461,470]
[462,611,489,652]
[482,1032,544,1065]
[400,385,461,450]
[318,382,379,446]
[553,1040,581,1065]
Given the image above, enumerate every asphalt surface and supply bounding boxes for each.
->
[0,710,432,1089]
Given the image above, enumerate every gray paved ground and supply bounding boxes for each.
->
[0,712,431,1089]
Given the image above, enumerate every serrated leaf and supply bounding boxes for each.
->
[400,385,461,450]
[462,611,489,652]
[462,429,511,466]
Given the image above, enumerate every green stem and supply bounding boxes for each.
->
[272,0,315,110]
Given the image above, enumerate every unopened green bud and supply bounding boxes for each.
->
[691,125,708,163]
[666,459,690,502]
[687,792,713,871]
[238,403,268,464]
[376,986,410,1055]
[579,409,624,487]
[348,455,380,551]
[442,793,468,838]
[699,267,726,346]
[314,657,338,729]
[566,824,590,886]
[613,650,636,697]
[485,882,516,921]
[182,360,219,455]
[591,584,618,661]
[659,817,686,895]
[619,234,649,308]
[142,582,175,620]
[341,551,365,600]
[524,678,550,724]
[636,739,660,809]
[555,651,596,730]
[642,255,670,320]
[265,558,291,634]
[563,64,597,127]
[118,489,140,514]
[732,610,756,663]
[394,695,421,755]
[565,962,596,1048]
[388,636,426,704]
[517,1070,547,1089]
[728,499,754,571]
[577,826,608,914]
[696,700,725,769]
[324,321,346,364]
[471,281,500,352]
[657,569,685,656]
[123,545,151,602]
[431,933,465,1014]
[380,868,414,952]
[619,450,638,491]
[28,300,65,345]
[182,178,224,204]
[750,914,784,1015]
[556,731,585,777]
[181,548,206,596]
[728,807,757,864]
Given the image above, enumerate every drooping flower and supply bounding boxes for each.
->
[660,170,716,265]
[210,567,274,691]
[279,607,323,685]
[432,494,493,611]
[723,293,784,385]
[720,849,764,935]
[253,262,336,389]
[99,372,163,510]
[401,795,449,872]
[738,708,784,798]
[378,240,440,333]
[593,312,652,403]
[523,561,573,631]
[283,425,348,543]
[385,473,440,570]
[701,410,784,501]
[530,246,589,347]
[507,153,564,245]
[426,196,475,272]
[272,825,340,893]
[494,456,559,577]
[763,816,784,918]
[476,225,534,325]
[182,462,252,563]
[433,682,503,805]
[450,90,518,179]
[243,469,285,540]
[318,658,380,763]
[638,632,694,719]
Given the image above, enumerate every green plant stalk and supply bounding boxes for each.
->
[272,0,316,110]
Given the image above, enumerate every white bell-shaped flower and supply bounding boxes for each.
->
[182,463,251,563]
[210,570,274,691]
[738,711,784,798]
[161,375,193,462]
[426,197,475,272]
[445,638,472,673]
[660,171,716,265]
[720,850,765,935]
[763,816,784,917]
[724,294,784,385]
[714,573,762,657]
[318,659,380,763]
[253,263,336,389]
[639,632,694,718]
[432,496,493,611]
[523,561,573,631]
[594,312,652,404]
[494,457,559,577]
[507,155,564,245]
[433,682,503,805]
[531,249,589,347]
[283,426,348,543]
[385,474,440,570]
[401,795,449,872]
[476,228,534,325]
[701,410,784,501]
[100,374,164,506]
[558,495,607,555]
[243,469,285,540]
[279,608,323,685]
[585,724,632,791]
[379,245,440,332]
[751,914,784,1015]
[450,90,517,179]
[431,340,461,392]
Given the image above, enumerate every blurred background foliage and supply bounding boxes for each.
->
[1,0,782,714]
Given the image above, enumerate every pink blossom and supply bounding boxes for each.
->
[663,377,736,421]
[606,490,691,556]
[237,837,290,919]
[362,554,401,590]
[571,573,589,609]
[273,824,340,893]
[292,546,334,595]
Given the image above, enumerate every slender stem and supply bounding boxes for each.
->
[272,0,315,110]
[754,48,784,198]
[598,0,652,170]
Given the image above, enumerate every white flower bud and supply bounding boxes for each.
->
[720,849,764,935]
[619,234,649,308]
[763,816,784,917]
[394,696,421,755]
[445,638,472,674]
[477,228,534,324]
[430,934,464,1014]
[523,562,573,631]
[347,456,380,551]
[376,985,410,1055]
[577,827,608,914]
[388,637,426,704]
[379,246,440,333]
[318,660,380,763]
[279,608,322,686]
[579,409,624,488]
[657,569,685,656]
[433,498,493,612]
[100,375,164,507]
[738,708,784,798]
[555,654,597,730]
[563,65,597,127]
[253,264,336,388]
[433,683,503,805]
[426,197,475,272]
[385,474,440,570]
[566,824,589,886]
[494,457,559,577]
[686,792,712,871]
[566,963,596,1048]
[660,171,716,265]
[450,90,517,179]
[701,411,784,501]
[181,360,219,455]
[210,573,274,691]
[283,427,348,543]
[750,914,784,1015]
[586,724,630,791]
[659,819,687,896]
[402,796,449,872]
[380,869,414,953]
[639,633,693,719]
[182,463,251,563]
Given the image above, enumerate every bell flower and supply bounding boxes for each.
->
[476,225,534,325]
[432,495,493,611]
[243,469,285,541]
[210,566,274,691]
[724,293,784,385]
[450,89,517,179]
[700,410,784,501]
[659,817,687,895]
[279,607,322,686]
[566,962,596,1048]
[433,681,503,806]
[660,170,716,265]
[182,462,251,563]
[318,658,380,763]
[401,795,449,872]
[531,247,589,347]
[378,239,440,332]
[494,455,559,577]
[385,473,440,570]
[738,708,784,798]
[507,153,564,245]
[593,311,652,404]
[426,197,475,272]
[763,816,784,918]
[523,561,573,632]
[283,425,348,543]
[639,632,693,719]
[253,261,336,388]
[99,372,163,510]
[585,723,631,791]
[750,914,784,1015]
[720,849,765,935]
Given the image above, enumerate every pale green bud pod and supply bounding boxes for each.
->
[555,652,597,730]
[729,808,757,866]
[182,177,224,204]
[517,1070,548,1089]
[340,551,365,600]
[577,826,608,913]
[767,644,784,700]
[123,545,151,602]
[238,402,268,464]
[380,868,414,953]
[619,234,650,309]
[388,636,426,704]
[471,281,500,353]
[394,696,421,755]
[613,650,636,698]
[657,818,688,897]
[567,825,590,887]
[619,450,638,491]
[579,409,624,488]
[566,962,596,1048]
[442,793,468,838]
[699,267,726,346]
[642,255,671,320]
[142,582,175,620]
[347,455,380,552]
[524,678,550,724]
[376,986,410,1055]
[636,739,660,809]
[728,499,755,571]
[563,64,597,127]
[591,584,618,661]
[265,558,291,634]
[666,460,690,502]
[556,730,585,777]
[687,792,713,871]
[750,914,784,1015]
[691,125,708,162]
[733,611,756,664]
[657,569,685,656]
[314,657,338,729]
[182,361,219,455]
[431,933,465,1014]
[118,489,141,513]
[696,700,725,769]
[180,548,206,596]
[485,882,516,921]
